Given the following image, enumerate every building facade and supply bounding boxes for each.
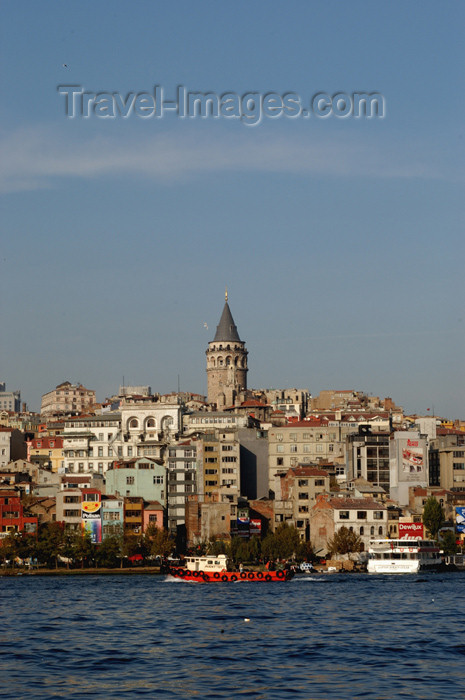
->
[105,458,166,504]
[310,494,387,554]
[40,382,96,416]
[0,384,21,412]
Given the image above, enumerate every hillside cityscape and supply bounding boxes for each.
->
[1,294,464,566]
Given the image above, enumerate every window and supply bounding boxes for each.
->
[373,511,384,520]
[290,433,297,442]
[298,479,308,487]
[205,446,215,452]
[378,526,383,536]
[453,463,465,470]
[126,476,135,485]
[298,492,308,500]
[108,447,113,457]
[339,511,349,520]
[276,445,284,453]
[357,511,367,520]
[84,493,99,502]
[359,526,364,535]
[127,446,133,457]
[370,526,375,536]
[153,475,163,484]
[277,458,284,466]
[98,447,103,457]
[290,445,297,453]
[315,479,325,486]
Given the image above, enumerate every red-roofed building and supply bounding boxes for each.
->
[310,494,387,554]
[0,490,38,539]
[27,436,63,472]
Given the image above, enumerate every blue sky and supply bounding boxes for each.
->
[0,1,463,417]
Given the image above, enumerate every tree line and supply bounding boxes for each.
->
[0,522,314,569]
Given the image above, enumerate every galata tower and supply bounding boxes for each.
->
[206,291,248,408]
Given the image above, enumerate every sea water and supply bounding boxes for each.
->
[0,573,464,699]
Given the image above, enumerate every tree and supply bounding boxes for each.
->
[96,533,124,568]
[422,496,444,540]
[327,526,363,557]
[261,524,300,561]
[73,531,96,568]
[37,522,66,568]
[207,537,228,556]
[146,526,175,558]
[440,530,457,556]
[295,540,314,562]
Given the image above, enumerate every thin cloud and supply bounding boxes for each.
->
[0,124,452,194]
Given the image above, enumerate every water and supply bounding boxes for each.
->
[0,573,464,699]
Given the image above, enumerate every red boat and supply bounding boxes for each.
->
[168,555,293,583]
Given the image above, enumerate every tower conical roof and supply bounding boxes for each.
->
[213,302,242,342]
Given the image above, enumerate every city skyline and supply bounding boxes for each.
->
[0,2,463,418]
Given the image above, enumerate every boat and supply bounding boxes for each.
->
[367,538,441,574]
[168,554,294,582]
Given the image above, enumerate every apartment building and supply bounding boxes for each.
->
[275,466,331,540]
[429,432,465,490]
[310,494,387,554]
[105,458,166,505]
[346,426,391,492]
[40,382,96,416]
[166,440,198,536]
[268,419,358,495]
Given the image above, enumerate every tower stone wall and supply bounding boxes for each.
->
[206,295,248,408]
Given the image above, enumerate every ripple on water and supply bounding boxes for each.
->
[1,574,465,698]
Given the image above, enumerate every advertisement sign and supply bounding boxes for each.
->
[402,441,424,474]
[81,496,102,543]
[398,522,424,540]
[250,519,262,535]
[456,507,465,534]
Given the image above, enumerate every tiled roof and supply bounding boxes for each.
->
[289,466,329,477]
[328,497,385,510]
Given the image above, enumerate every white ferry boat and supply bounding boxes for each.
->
[367,539,441,574]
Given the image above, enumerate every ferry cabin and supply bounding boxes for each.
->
[367,539,441,574]
[184,555,228,572]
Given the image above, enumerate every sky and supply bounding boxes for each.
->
[0,1,464,417]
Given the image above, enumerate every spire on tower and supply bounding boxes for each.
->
[225,286,228,302]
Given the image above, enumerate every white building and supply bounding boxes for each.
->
[0,428,11,468]
[61,397,183,475]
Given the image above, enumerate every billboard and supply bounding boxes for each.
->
[398,522,424,540]
[250,519,262,535]
[82,496,102,543]
[456,507,465,534]
[402,440,424,474]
